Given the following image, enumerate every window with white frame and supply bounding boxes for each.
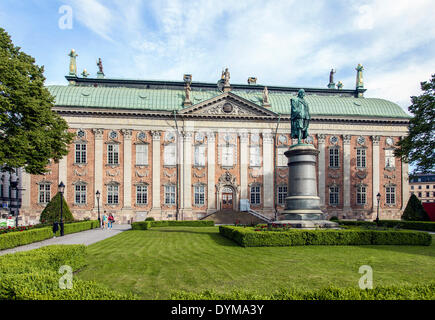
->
[74,184,86,204]
[249,145,261,167]
[164,144,176,166]
[38,183,51,203]
[136,144,148,165]
[386,186,396,205]
[194,145,206,167]
[329,185,339,206]
[356,185,367,205]
[221,145,234,167]
[277,185,287,205]
[194,184,205,205]
[356,148,366,168]
[75,143,86,164]
[136,185,148,205]
[107,144,119,165]
[329,148,339,168]
[385,149,395,168]
[164,184,176,205]
[277,148,287,167]
[250,185,261,205]
[107,184,119,204]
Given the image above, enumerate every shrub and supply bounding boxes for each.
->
[402,194,430,221]
[145,217,155,221]
[131,220,214,230]
[338,220,435,232]
[0,245,137,300]
[329,216,339,221]
[39,192,74,224]
[219,226,432,247]
[131,221,151,230]
[170,283,435,300]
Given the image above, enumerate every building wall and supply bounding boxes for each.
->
[18,116,409,225]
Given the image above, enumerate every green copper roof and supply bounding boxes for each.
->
[47,85,410,119]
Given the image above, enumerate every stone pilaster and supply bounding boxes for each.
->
[262,130,274,213]
[20,170,31,210]
[371,135,380,214]
[317,134,326,207]
[342,134,352,214]
[92,128,104,210]
[150,130,161,215]
[182,131,193,217]
[401,150,409,212]
[58,155,68,197]
[239,131,249,200]
[121,129,132,210]
[207,131,216,213]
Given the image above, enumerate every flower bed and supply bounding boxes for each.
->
[219,225,432,247]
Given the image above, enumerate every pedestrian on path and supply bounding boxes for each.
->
[102,211,108,230]
[108,213,115,229]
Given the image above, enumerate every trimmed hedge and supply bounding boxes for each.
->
[0,220,100,250]
[131,220,214,230]
[338,220,435,232]
[170,283,435,300]
[0,245,136,300]
[219,226,432,247]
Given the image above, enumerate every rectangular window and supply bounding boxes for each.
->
[277,185,287,205]
[329,186,339,206]
[164,144,176,166]
[136,185,148,205]
[39,184,51,203]
[136,144,148,165]
[385,149,395,168]
[108,144,119,165]
[277,148,287,167]
[411,186,414,190]
[329,148,339,168]
[222,145,234,167]
[356,148,366,168]
[107,185,119,204]
[194,145,206,167]
[194,185,205,205]
[165,185,176,205]
[249,146,261,167]
[386,186,396,205]
[74,184,86,204]
[250,186,261,205]
[356,186,367,205]
[75,144,87,164]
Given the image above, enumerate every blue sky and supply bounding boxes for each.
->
[1,0,434,112]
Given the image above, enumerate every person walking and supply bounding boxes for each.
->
[102,211,108,230]
[108,213,115,230]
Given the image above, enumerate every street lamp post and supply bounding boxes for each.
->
[58,181,65,236]
[376,192,381,227]
[96,190,101,228]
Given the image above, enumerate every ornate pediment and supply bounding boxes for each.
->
[179,92,277,118]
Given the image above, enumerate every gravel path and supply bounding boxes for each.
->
[0,224,131,256]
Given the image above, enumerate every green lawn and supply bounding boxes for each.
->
[76,227,435,299]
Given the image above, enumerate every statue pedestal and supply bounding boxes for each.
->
[271,143,338,229]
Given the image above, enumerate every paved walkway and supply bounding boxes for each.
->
[0,224,131,256]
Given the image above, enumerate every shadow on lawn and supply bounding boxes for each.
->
[149,228,239,247]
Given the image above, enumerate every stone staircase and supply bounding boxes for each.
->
[200,210,270,225]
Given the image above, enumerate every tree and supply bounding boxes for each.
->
[0,28,74,175]
[39,192,74,224]
[401,194,430,221]
[395,74,435,175]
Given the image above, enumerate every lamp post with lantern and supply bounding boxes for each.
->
[96,190,101,228]
[376,192,381,227]
[58,181,65,236]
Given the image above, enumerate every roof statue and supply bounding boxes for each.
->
[68,49,78,76]
[290,89,310,144]
[356,64,364,88]
[81,69,89,78]
[263,86,270,106]
[328,68,336,88]
[184,81,192,106]
[223,68,230,86]
[336,81,343,90]
[96,58,104,78]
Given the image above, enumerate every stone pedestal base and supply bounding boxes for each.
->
[269,219,339,229]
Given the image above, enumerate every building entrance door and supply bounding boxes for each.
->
[222,190,233,210]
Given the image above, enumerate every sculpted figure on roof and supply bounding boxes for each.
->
[290,89,310,144]
[223,68,230,86]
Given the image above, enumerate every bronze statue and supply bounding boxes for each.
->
[97,58,104,74]
[290,89,310,144]
[68,49,78,75]
[329,68,336,84]
[223,68,230,86]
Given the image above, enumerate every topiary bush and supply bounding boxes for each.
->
[402,194,430,221]
[145,217,155,221]
[131,220,214,230]
[39,192,74,224]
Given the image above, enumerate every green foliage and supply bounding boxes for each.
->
[0,220,99,250]
[329,216,339,221]
[145,217,155,221]
[170,283,435,300]
[402,194,430,221]
[219,226,432,247]
[0,28,74,174]
[39,192,74,224]
[131,220,214,230]
[0,245,137,300]
[395,74,435,174]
